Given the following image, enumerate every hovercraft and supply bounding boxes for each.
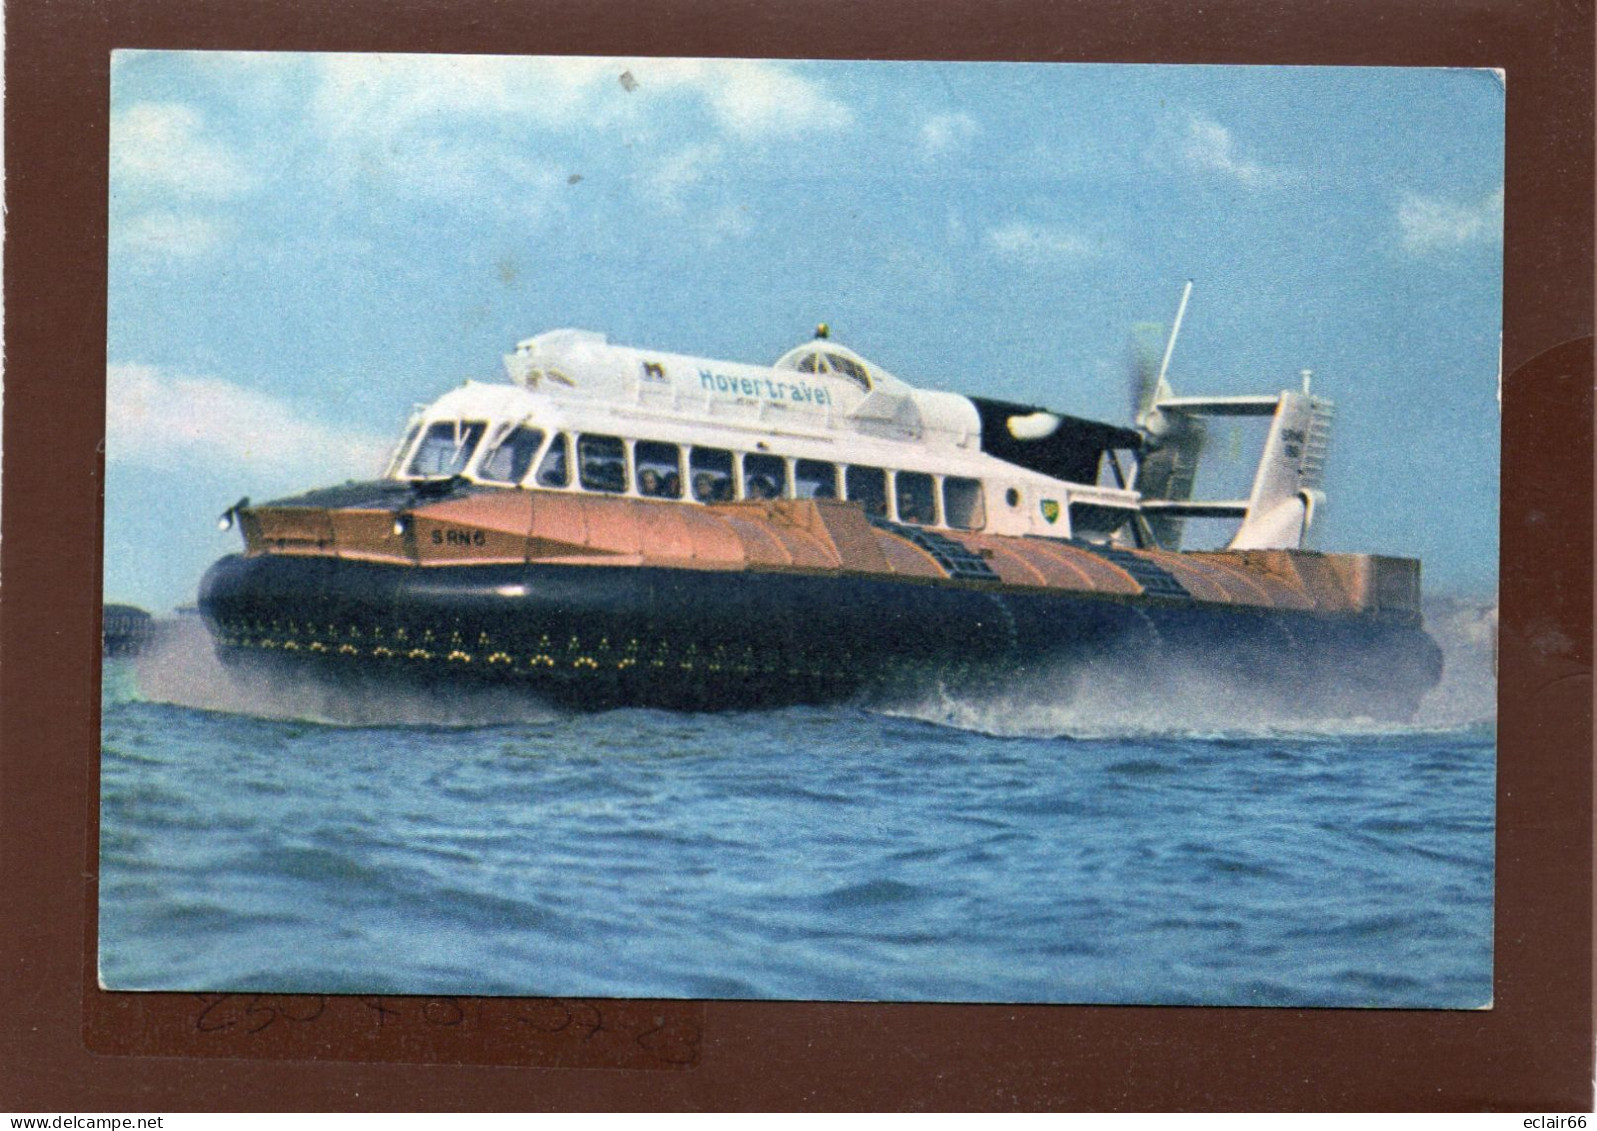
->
[199,292,1442,716]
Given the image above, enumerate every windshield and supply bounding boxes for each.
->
[384,422,423,478]
[479,426,545,484]
[406,420,487,478]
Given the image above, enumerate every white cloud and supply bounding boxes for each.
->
[114,210,226,261]
[920,112,978,158]
[659,58,853,139]
[310,54,851,143]
[299,55,853,218]
[1397,187,1504,253]
[985,220,1097,263]
[108,55,852,225]
[106,363,391,482]
[1180,115,1298,188]
[185,50,320,94]
[382,134,566,211]
[640,142,724,209]
[111,101,253,198]
[705,204,754,243]
[311,54,605,139]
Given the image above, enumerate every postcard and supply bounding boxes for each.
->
[99,53,1503,1009]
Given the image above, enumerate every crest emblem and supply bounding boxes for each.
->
[1040,499,1061,524]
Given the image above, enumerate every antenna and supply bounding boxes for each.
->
[1156,279,1193,389]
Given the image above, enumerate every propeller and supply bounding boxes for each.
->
[1128,321,1168,427]
[1126,283,1206,550]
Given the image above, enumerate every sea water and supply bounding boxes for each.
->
[98,604,1496,1007]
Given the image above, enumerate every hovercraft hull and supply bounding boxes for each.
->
[199,541,1442,716]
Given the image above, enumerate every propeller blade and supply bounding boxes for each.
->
[1128,322,1166,421]
[1132,414,1206,550]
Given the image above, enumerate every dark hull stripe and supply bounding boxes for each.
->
[198,554,1443,715]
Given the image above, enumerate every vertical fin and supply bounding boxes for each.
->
[1228,392,1335,550]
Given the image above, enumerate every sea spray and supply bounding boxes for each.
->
[883,596,1497,740]
[132,616,567,728]
[1409,596,1497,730]
[125,596,1494,736]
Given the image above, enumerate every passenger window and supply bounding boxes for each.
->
[479,426,545,484]
[635,441,683,499]
[796,353,823,374]
[742,453,788,500]
[577,434,627,494]
[845,465,888,518]
[407,421,487,478]
[794,459,839,499]
[689,447,734,502]
[894,471,936,526]
[535,433,571,487]
[943,477,986,530]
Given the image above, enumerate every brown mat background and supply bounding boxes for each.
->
[3,0,1591,1111]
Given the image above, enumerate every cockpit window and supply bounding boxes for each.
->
[479,426,545,484]
[384,422,423,478]
[795,353,824,374]
[825,353,871,390]
[406,420,487,478]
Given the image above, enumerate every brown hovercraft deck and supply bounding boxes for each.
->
[199,479,1442,715]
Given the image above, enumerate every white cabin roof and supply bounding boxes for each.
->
[502,328,981,450]
[389,310,1332,554]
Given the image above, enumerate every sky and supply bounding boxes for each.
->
[106,54,1504,613]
